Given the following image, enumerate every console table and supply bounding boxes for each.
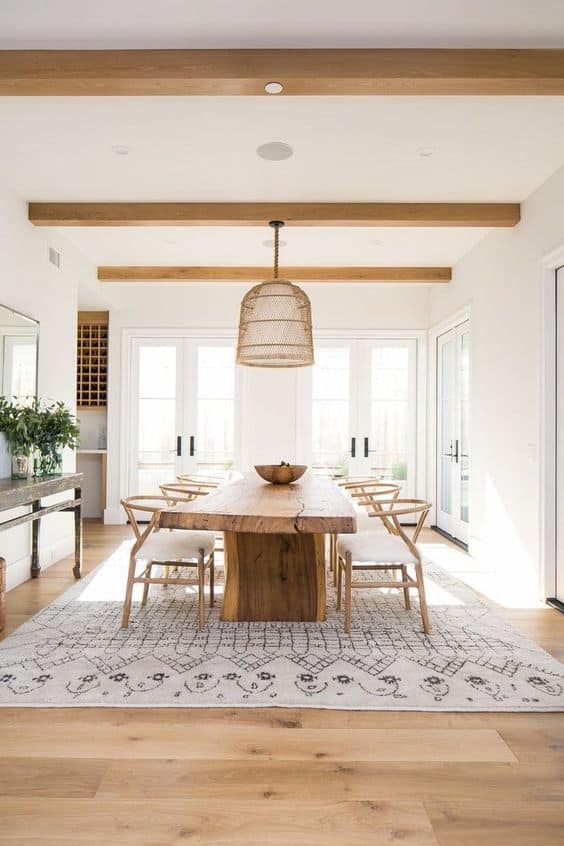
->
[0,472,83,632]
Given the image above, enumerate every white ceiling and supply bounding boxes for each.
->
[63,225,491,268]
[1,3,564,278]
[3,97,564,204]
[1,0,564,48]
[1,95,562,269]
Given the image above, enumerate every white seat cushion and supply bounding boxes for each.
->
[135,529,215,562]
[337,533,417,564]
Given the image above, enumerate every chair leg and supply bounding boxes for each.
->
[140,563,151,607]
[121,554,137,628]
[333,536,339,587]
[198,552,205,630]
[414,560,431,634]
[344,551,352,634]
[209,552,215,607]
[336,554,343,610]
[401,564,411,610]
[163,565,170,588]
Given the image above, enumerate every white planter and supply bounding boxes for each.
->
[0,432,11,479]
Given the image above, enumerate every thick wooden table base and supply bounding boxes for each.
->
[222,532,326,622]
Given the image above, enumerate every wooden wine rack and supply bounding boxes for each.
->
[76,312,109,409]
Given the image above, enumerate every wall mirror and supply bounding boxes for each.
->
[0,303,39,401]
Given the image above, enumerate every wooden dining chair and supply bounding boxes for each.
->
[120,495,215,630]
[161,481,227,555]
[160,482,210,502]
[176,474,222,490]
[329,481,401,585]
[336,476,381,492]
[336,498,432,635]
[348,482,402,531]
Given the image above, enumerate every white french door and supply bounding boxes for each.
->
[556,266,564,603]
[299,337,418,496]
[129,338,237,494]
[436,321,470,544]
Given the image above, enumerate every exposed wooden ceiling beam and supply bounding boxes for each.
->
[29,202,520,228]
[2,49,564,95]
[97,266,451,283]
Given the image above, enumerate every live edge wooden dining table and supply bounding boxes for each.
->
[160,473,356,622]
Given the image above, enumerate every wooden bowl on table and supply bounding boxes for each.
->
[254,464,307,485]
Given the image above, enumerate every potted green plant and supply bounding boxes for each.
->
[0,396,39,478]
[32,399,80,477]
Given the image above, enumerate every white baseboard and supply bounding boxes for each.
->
[6,533,74,591]
[104,506,126,525]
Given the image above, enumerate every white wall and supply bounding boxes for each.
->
[429,162,564,594]
[0,185,95,589]
[103,283,430,520]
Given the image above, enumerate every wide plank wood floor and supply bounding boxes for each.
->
[0,521,563,845]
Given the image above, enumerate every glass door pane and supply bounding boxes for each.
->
[459,329,470,526]
[135,343,181,493]
[311,346,351,476]
[196,345,236,475]
[367,341,416,494]
[438,337,456,518]
[436,321,470,543]
[557,266,564,601]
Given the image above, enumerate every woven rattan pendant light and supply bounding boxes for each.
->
[236,221,314,367]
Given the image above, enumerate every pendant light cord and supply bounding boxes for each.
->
[269,220,284,280]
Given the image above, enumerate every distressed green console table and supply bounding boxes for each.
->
[0,472,83,631]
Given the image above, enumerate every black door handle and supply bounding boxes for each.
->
[364,437,369,458]
[176,435,182,457]
[189,435,196,457]
[351,437,356,458]
[454,439,459,463]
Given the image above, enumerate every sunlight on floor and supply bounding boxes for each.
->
[77,540,226,603]
[77,541,132,601]
[420,540,545,610]
[77,533,545,611]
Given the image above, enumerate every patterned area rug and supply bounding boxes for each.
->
[1,541,563,710]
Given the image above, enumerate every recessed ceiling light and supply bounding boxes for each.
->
[264,81,284,94]
[417,146,435,158]
[111,145,130,156]
[262,238,287,249]
[256,141,293,161]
